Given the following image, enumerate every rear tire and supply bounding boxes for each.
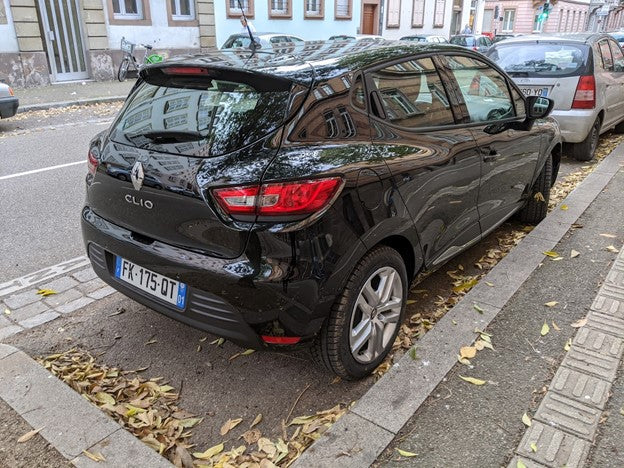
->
[518,155,552,224]
[117,59,129,82]
[571,117,600,161]
[312,246,407,380]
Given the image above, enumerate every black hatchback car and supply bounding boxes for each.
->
[82,40,561,379]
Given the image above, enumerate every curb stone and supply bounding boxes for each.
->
[0,344,172,467]
[17,96,126,113]
[293,143,624,468]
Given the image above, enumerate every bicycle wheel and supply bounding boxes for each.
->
[117,59,130,82]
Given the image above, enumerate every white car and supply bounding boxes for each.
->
[487,33,624,160]
[221,32,304,50]
[400,34,448,43]
[0,82,18,119]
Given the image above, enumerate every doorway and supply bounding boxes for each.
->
[362,3,377,35]
[37,0,89,81]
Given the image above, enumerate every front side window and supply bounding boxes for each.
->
[445,55,514,123]
[335,0,351,19]
[170,0,195,20]
[370,57,455,128]
[270,0,291,17]
[305,0,323,18]
[112,0,143,19]
[502,9,515,32]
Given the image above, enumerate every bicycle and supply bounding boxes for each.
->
[117,37,164,82]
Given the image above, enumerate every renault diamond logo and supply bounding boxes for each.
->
[131,162,144,191]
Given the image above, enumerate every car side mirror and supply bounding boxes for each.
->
[526,96,554,120]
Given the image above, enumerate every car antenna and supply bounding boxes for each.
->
[237,0,258,52]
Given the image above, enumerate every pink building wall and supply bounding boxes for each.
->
[483,0,590,34]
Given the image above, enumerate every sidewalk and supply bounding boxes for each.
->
[15,80,134,112]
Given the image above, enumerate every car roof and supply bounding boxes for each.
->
[150,40,467,84]
[496,33,610,45]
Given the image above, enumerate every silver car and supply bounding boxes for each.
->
[488,33,624,161]
[221,32,304,50]
[0,82,18,119]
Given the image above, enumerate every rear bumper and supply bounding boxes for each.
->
[0,97,18,118]
[551,109,599,144]
[81,206,334,348]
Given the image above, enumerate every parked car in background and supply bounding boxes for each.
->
[610,32,624,50]
[328,34,384,42]
[487,33,624,161]
[0,82,18,119]
[493,33,524,44]
[83,41,560,379]
[400,34,448,43]
[450,34,493,53]
[221,32,304,49]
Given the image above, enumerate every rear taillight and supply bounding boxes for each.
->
[572,75,596,109]
[212,177,343,219]
[87,149,99,175]
[162,67,209,75]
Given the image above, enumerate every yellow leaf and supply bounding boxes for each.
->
[564,338,572,351]
[144,338,157,345]
[541,322,550,336]
[17,427,44,443]
[570,249,580,258]
[179,417,203,428]
[600,233,617,238]
[196,344,202,352]
[125,404,145,417]
[36,289,57,297]
[159,385,175,392]
[251,413,263,428]
[229,349,255,361]
[485,282,494,287]
[258,437,277,458]
[397,448,418,457]
[83,450,106,462]
[474,341,485,351]
[543,251,560,258]
[473,304,484,314]
[3,308,10,315]
[560,204,569,211]
[453,278,478,293]
[517,460,527,468]
[460,346,477,359]
[95,392,115,406]
[193,443,224,460]
[606,245,619,253]
[479,340,494,350]
[522,413,532,427]
[210,337,225,346]
[457,356,471,365]
[571,317,588,328]
[220,417,243,436]
[552,321,561,331]
[199,336,207,342]
[406,299,417,305]
[459,375,486,386]
[530,442,538,452]
[544,301,558,308]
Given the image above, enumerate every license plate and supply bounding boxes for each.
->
[520,87,549,97]
[114,257,187,309]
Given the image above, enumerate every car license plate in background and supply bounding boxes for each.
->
[114,257,187,309]
[520,87,549,97]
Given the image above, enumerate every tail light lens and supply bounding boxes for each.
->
[571,75,595,109]
[212,177,343,220]
[87,149,99,175]
[261,335,302,345]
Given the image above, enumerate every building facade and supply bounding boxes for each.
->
[588,0,624,32]
[381,0,472,38]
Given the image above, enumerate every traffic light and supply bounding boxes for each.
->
[539,2,551,22]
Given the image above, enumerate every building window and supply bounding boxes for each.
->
[112,0,143,19]
[335,0,351,19]
[557,10,564,31]
[170,0,195,20]
[571,11,576,31]
[226,0,254,18]
[533,13,544,32]
[305,0,323,18]
[502,9,515,32]
[434,0,446,28]
[386,0,400,27]
[412,0,425,27]
[269,0,291,17]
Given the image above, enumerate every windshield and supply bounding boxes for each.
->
[488,43,589,77]
[109,79,291,157]
[450,36,475,47]
[222,35,259,49]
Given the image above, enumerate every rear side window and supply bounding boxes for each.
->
[222,35,255,49]
[451,36,474,47]
[610,40,624,71]
[599,40,614,71]
[370,57,455,128]
[445,55,514,123]
[489,43,589,77]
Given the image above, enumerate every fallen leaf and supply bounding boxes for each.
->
[560,204,569,211]
[409,347,419,360]
[600,233,617,238]
[210,337,225,346]
[453,278,478,293]
[473,304,484,314]
[83,450,106,462]
[95,392,115,405]
[397,448,418,457]
[460,346,477,359]
[544,301,558,308]
[570,249,580,258]
[17,427,44,443]
[179,418,203,428]
[541,322,550,336]
[534,192,545,202]
[485,281,494,287]
[459,375,486,386]
[3,308,10,315]
[220,418,243,436]
[258,437,277,458]
[620,407,624,416]
[406,299,417,305]
[522,413,532,427]
[144,338,157,345]
[229,349,255,360]
[477,339,494,350]
[241,428,262,444]
[552,321,561,331]
[517,460,527,468]
[251,413,263,428]
[543,251,560,258]
[199,336,207,342]
[606,245,619,253]
[193,443,224,460]
[530,442,538,453]
[457,356,471,365]
[564,338,572,351]
[107,309,125,317]
[196,344,202,352]
[412,289,427,294]
[571,317,588,328]
[36,289,57,297]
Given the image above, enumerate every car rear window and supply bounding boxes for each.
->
[450,36,475,47]
[222,35,257,49]
[109,76,292,157]
[488,43,589,77]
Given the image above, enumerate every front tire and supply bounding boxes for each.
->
[117,59,129,82]
[312,246,407,380]
[571,117,600,161]
[518,155,552,224]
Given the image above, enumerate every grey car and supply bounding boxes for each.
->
[450,34,492,53]
[487,33,624,161]
[0,82,18,119]
[221,32,304,50]
[400,34,448,43]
